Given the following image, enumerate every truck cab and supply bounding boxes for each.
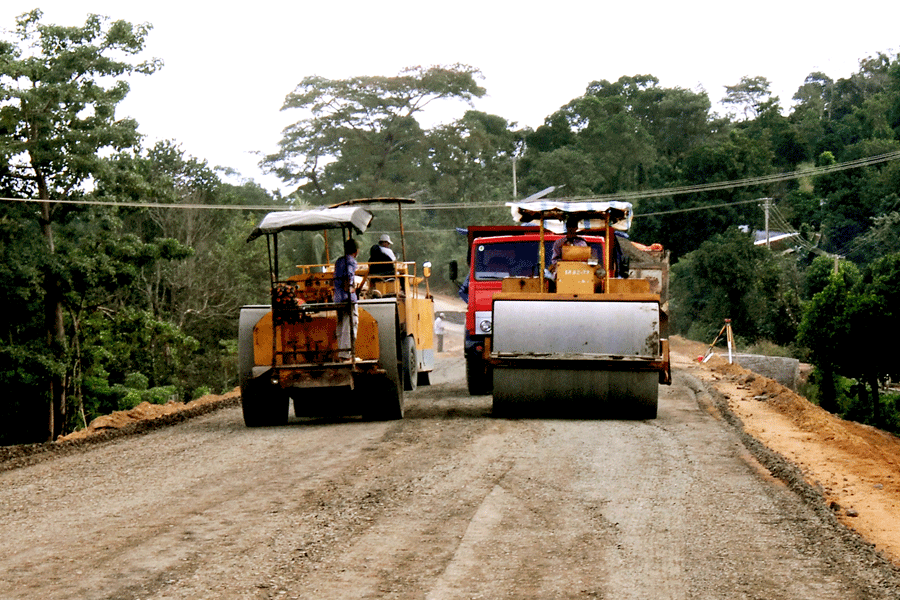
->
[462,228,606,394]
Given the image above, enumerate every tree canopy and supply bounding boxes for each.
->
[262,64,486,200]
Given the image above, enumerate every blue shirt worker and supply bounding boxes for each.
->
[333,238,367,360]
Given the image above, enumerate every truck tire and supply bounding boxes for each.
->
[466,355,492,395]
[402,335,418,392]
[241,377,289,427]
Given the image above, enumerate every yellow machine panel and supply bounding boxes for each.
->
[607,278,651,294]
[501,277,545,293]
[253,309,379,366]
[556,262,597,294]
[408,296,434,350]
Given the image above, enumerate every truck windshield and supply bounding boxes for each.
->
[473,240,602,281]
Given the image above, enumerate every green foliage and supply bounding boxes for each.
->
[722,76,777,120]
[797,272,852,412]
[632,128,775,260]
[521,75,713,199]
[803,371,900,436]
[798,253,900,426]
[192,386,212,400]
[1,9,164,440]
[671,228,800,344]
[804,254,859,299]
[112,372,175,411]
[0,343,56,445]
[263,65,486,200]
[743,339,795,358]
[0,10,161,198]
[425,110,520,204]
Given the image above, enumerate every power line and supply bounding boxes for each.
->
[3,149,900,213]
[636,197,763,217]
[603,149,900,202]
[765,203,828,256]
[0,197,284,211]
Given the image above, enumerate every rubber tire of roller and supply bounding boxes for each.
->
[402,335,418,391]
[366,373,404,421]
[241,378,290,427]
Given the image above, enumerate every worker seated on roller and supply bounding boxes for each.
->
[549,216,588,273]
[368,234,396,278]
[368,233,406,295]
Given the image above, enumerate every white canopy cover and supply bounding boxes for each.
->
[507,200,634,234]
[247,206,373,241]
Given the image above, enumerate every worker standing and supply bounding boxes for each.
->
[333,239,367,361]
[434,312,445,353]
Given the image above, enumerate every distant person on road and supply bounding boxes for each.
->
[333,238,368,361]
[434,312,445,353]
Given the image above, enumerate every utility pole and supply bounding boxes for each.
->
[763,197,772,248]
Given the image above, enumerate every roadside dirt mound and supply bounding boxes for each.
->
[58,389,242,442]
[711,356,900,464]
[57,388,241,443]
[0,389,241,472]
[674,337,900,564]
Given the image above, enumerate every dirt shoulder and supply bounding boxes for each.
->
[671,335,900,564]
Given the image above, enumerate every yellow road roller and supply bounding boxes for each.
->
[488,200,671,419]
[238,198,435,426]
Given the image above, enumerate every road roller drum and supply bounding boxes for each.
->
[490,296,662,418]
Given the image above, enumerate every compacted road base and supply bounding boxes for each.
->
[1,352,899,599]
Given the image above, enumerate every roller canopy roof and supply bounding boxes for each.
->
[247,206,373,241]
[508,200,634,233]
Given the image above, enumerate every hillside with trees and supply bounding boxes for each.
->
[3,10,900,443]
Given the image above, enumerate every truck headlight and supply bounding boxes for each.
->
[479,319,492,333]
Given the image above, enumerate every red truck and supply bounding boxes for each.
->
[451,225,607,394]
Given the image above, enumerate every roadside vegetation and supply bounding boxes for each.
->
[3,10,900,442]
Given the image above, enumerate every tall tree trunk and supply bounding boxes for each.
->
[819,366,838,414]
[40,199,67,441]
[869,374,882,428]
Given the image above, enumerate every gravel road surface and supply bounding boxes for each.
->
[2,341,899,599]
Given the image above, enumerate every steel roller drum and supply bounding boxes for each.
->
[492,299,660,357]
[491,299,660,418]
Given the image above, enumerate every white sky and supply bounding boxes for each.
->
[2,1,898,195]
